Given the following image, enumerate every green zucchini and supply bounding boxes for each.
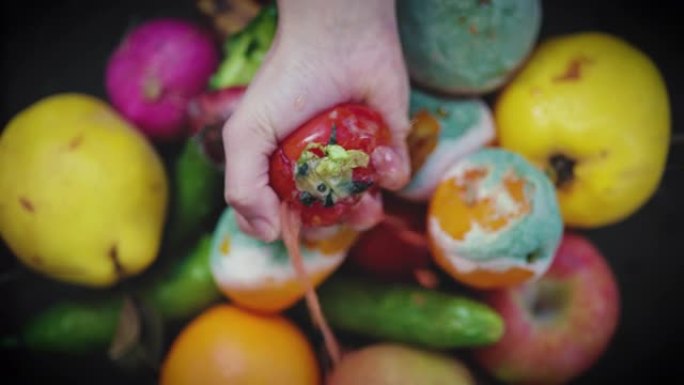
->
[318,277,504,349]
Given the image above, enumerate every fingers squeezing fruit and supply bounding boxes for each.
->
[428,149,563,289]
[209,207,358,313]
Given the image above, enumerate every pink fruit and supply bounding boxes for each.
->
[106,19,219,141]
[474,232,620,384]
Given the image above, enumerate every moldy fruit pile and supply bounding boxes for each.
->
[1,1,668,385]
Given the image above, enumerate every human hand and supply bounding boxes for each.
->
[222,0,410,242]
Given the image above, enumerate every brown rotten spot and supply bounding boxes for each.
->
[554,56,593,82]
[19,197,35,212]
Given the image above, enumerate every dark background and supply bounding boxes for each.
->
[1,0,683,384]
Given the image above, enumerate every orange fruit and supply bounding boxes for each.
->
[160,304,320,385]
[210,207,358,313]
[427,148,563,289]
[429,167,535,288]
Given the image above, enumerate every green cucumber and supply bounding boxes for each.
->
[17,298,124,354]
[4,234,220,355]
[318,277,504,349]
[141,234,221,320]
[167,138,224,245]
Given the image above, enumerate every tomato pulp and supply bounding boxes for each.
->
[269,104,391,227]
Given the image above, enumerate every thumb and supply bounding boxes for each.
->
[367,88,412,192]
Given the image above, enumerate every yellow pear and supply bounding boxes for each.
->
[496,32,670,228]
[0,93,168,287]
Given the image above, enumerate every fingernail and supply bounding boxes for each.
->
[372,146,410,190]
[251,217,278,242]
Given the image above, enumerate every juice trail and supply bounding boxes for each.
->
[280,202,341,366]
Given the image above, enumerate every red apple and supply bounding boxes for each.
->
[474,232,620,384]
[186,86,246,166]
[346,193,432,281]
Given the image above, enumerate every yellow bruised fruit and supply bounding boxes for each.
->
[0,93,168,287]
[496,32,670,228]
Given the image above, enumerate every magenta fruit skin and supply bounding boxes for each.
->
[106,19,219,140]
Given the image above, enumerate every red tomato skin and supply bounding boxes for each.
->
[269,104,391,227]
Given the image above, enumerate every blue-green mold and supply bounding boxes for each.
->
[399,89,494,201]
[435,148,563,268]
[397,0,542,94]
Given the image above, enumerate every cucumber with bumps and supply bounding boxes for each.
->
[318,277,504,349]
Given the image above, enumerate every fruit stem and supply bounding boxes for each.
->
[524,281,569,323]
[548,153,576,189]
[143,77,163,101]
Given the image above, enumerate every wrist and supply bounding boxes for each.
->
[276,0,397,43]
